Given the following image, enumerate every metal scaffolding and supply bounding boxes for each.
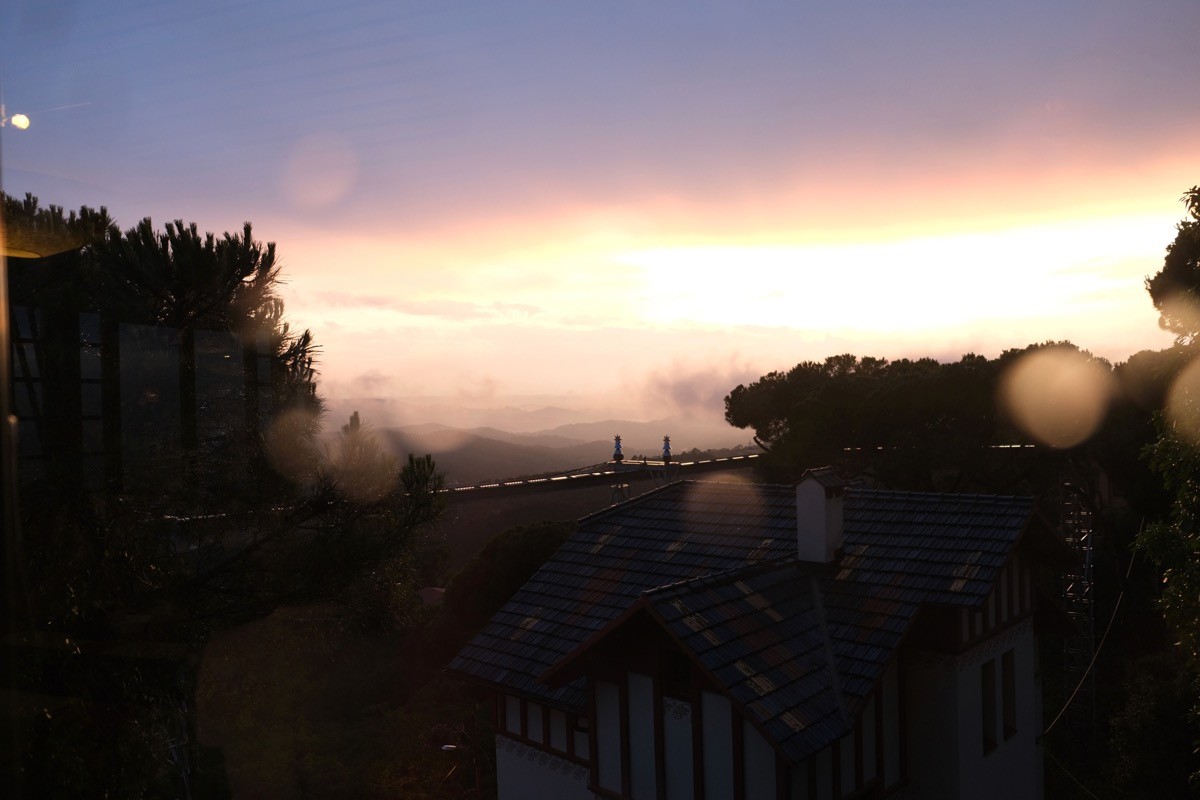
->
[1060,486,1096,732]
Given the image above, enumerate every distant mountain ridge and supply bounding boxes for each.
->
[379,426,607,486]
[323,398,624,434]
[378,417,755,486]
[533,418,748,455]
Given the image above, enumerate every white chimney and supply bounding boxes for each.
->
[796,467,846,563]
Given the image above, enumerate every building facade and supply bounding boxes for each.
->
[450,470,1058,799]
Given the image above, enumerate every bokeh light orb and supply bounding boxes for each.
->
[1165,356,1200,445]
[999,346,1115,449]
[280,132,359,211]
[265,407,322,485]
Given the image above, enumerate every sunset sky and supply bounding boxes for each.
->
[3,0,1198,426]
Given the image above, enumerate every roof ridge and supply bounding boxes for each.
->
[578,478,798,527]
[809,574,852,730]
[849,487,1033,503]
[574,478,689,524]
[639,557,795,598]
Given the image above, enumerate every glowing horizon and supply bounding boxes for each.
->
[3,1,1197,420]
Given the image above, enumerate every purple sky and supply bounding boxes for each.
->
[4,1,1198,425]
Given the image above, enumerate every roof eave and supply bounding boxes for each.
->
[539,596,656,687]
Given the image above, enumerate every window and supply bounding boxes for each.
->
[982,659,997,753]
[505,695,521,735]
[550,708,569,752]
[1002,649,1017,739]
[572,714,590,763]
[527,701,544,743]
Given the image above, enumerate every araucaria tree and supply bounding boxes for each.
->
[4,194,444,795]
[6,192,444,624]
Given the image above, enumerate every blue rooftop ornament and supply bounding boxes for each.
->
[613,434,624,462]
[662,435,671,463]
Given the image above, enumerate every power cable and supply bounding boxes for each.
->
[1042,545,1137,737]
[1046,750,1103,800]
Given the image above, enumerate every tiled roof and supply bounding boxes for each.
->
[642,562,919,762]
[449,481,798,709]
[838,488,1033,605]
[448,480,1033,747]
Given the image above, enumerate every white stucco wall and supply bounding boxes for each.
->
[743,720,776,800]
[628,672,657,800]
[899,644,961,799]
[898,618,1042,800]
[595,680,622,792]
[701,691,735,799]
[955,620,1042,800]
[663,697,694,800]
[495,734,596,800]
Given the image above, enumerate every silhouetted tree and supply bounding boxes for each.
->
[724,348,1075,491]
[1146,186,1200,342]
[443,520,575,628]
[1134,191,1200,787]
[89,216,282,334]
[2,191,117,256]
[3,196,446,796]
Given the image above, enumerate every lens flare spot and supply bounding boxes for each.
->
[1000,347,1114,449]
[1157,291,1200,338]
[1165,357,1200,445]
[334,460,397,503]
[281,133,359,210]
[326,418,398,504]
[265,407,322,485]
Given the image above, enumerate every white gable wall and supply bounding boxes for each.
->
[897,617,1041,800]
[899,646,961,799]
[702,691,735,798]
[744,719,777,800]
[956,619,1042,800]
[594,680,622,792]
[628,672,656,800]
[495,734,596,800]
[662,697,694,800]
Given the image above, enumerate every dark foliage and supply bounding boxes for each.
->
[722,185,1200,791]
[1108,652,1200,798]
[3,195,447,797]
[723,344,1139,498]
[443,520,576,628]
[1146,186,1200,342]
[2,191,117,257]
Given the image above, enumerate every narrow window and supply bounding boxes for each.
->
[527,702,544,743]
[595,681,623,791]
[1002,649,1017,739]
[572,714,590,762]
[981,660,997,753]
[549,709,568,752]
[505,695,522,735]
